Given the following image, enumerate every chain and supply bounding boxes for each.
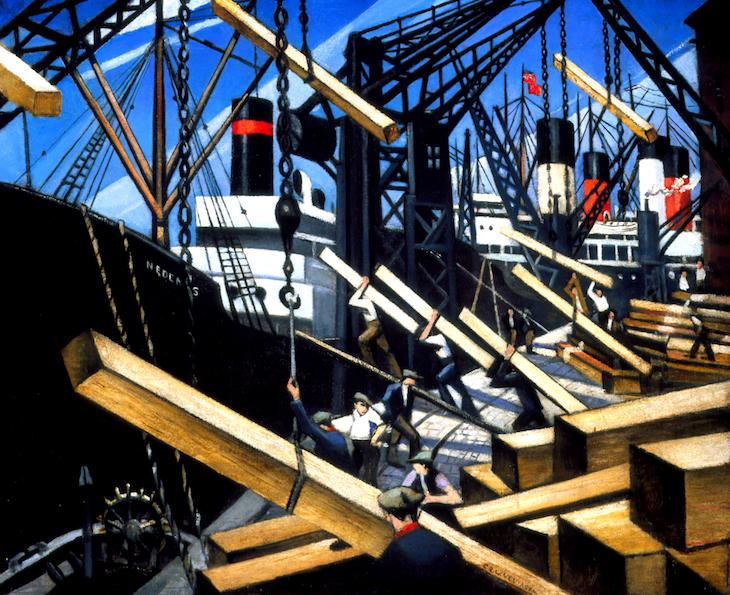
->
[560,1,568,120]
[614,32,625,192]
[176,0,197,387]
[119,222,155,362]
[299,0,315,82]
[540,22,549,120]
[143,434,198,592]
[82,206,128,347]
[603,20,612,97]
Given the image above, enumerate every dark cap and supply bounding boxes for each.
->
[408,449,435,465]
[312,411,332,425]
[377,487,424,514]
[353,392,373,407]
[402,369,423,381]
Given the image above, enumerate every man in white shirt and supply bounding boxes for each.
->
[587,281,610,327]
[695,259,706,292]
[349,276,402,378]
[348,392,383,486]
[679,269,690,292]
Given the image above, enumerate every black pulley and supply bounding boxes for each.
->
[536,118,575,166]
[637,136,669,161]
[663,146,690,178]
[583,151,609,181]
[278,111,337,163]
[275,196,301,252]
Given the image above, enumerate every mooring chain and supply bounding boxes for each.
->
[142,433,198,592]
[273,0,306,514]
[613,32,626,194]
[540,20,555,222]
[82,205,128,347]
[559,1,568,121]
[119,221,156,363]
[299,0,315,82]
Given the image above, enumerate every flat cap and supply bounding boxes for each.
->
[402,369,423,381]
[377,487,424,513]
[408,449,434,465]
[353,392,373,407]
[312,411,333,425]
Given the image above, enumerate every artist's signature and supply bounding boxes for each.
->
[146,261,199,296]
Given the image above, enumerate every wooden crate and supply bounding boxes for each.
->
[492,428,554,491]
[559,501,665,595]
[630,432,730,551]
[459,463,513,504]
[667,542,730,594]
[513,516,560,584]
[553,381,730,481]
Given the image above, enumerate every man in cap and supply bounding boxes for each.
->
[370,487,465,595]
[372,370,422,468]
[402,449,462,527]
[348,392,382,486]
[286,378,356,474]
[522,308,535,354]
[418,309,479,416]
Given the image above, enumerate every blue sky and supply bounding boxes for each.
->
[0,0,709,239]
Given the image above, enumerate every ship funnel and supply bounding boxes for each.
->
[583,151,610,220]
[663,145,692,231]
[231,97,273,196]
[536,118,576,216]
[638,136,669,220]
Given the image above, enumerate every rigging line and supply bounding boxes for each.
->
[39,44,153,193]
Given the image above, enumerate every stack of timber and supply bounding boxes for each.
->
[626,298,730,387]
[456,381,730,594]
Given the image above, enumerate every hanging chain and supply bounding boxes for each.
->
[176,0,197,389]
[603,20,612,98]
[540,22,550,120]
[299,0,315,81]
[559,1,568,120]
[614,32,625,192]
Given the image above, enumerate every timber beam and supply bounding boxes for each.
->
[296,330,503,434]
[501,226,614,289]
[61,330,568,595]
[512,264,652,375]
[374,265,495,371]
[0,44,62,116]
[211,0,400,144]
[459,309,586,414]
[552,53,657,143]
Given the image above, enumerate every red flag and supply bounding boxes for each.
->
[528,82,542,96]
[523,71,536,84]
[523,71,541,95]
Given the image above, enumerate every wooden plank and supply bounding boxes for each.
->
[667,542,730,594]
[491,428,555,491]
[513,264,652,375]
[374,266,495,371]
[667,336,730,362]
[296,330,502,434]
[513,516,560,584]
[552,53,657,143]
[630,432,730,550]
[631,298,730,323]
[552,380,730,481]
[207,515,331,567]
[61,330,567,595]
[460,309,586,413]
[559,501,666,595]
[211,0,399,144]
[201,537,364,593]
[666,361,730,385]
[455,464,630,530]
[0,44,62,116]
[672,291,730,309]
[626,318,730,345]
[460,464,513,504]
[500,226,614,288]
[319,248,419,334]
[557,342,608,385]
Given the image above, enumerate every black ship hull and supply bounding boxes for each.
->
[2,182,339,568]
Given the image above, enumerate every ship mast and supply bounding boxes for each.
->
[153,0,168,246]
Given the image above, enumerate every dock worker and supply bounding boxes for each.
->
[695,259,707,292]
[370,487,465,595]
[587,281,610,327]
[522,308,535,354]
[286,378,357,474]
[502,307,522,346]
[348,392,382,487]
[679,268,690,292]
[689,312,715,361]
[402,449,463,528]
[349,276,402,378]
[487,345,548,432]
[372,369,422,468]
[418,309,479,416]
